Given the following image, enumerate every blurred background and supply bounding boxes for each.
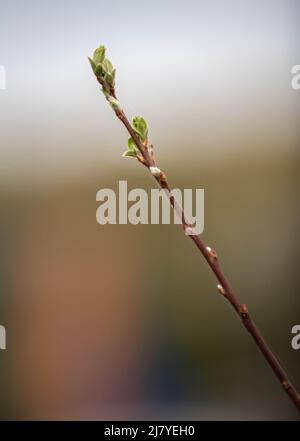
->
[0,0,300,420]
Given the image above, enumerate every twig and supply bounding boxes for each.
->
[89,45,300,412]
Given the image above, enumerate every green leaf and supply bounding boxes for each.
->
[122,150,138,158]
[127,138,137,150]
[105,72,114,86]
[93,46,105,64]
[106,68,116,86]
[132,116,148,142]
[123,138,139,158]
[111,68,116,82]
[103,58,114,74]
[88,57,97,73]
[95,63,104,76]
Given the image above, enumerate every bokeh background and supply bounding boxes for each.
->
[0,0,299,420]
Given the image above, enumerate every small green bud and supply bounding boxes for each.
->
[89,47,117,89]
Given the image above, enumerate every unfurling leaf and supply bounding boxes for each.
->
[93,46,106,64]
[105,72,114,86]
[123,137,139,158]
[128,137,137,151]
[132,116,148,142]
[122,149,138,158]
[95,63,104,76]
[88,57,97,73]
[106,68,116,86]
[103,58,114,74]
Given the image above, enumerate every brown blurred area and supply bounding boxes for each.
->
[1,176,146,418]
[1,149,300,420]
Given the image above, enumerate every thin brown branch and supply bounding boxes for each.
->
[94,73,300,413]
